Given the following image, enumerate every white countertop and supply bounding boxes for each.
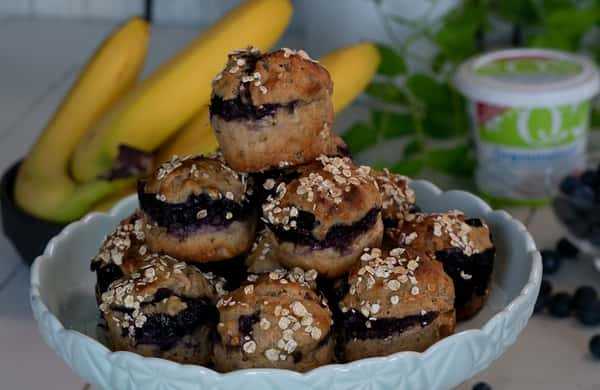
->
[0,18,598,390]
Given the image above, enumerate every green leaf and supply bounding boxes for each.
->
[390,157,424,177]
[342,122,377,154]
[528,31,575,51]
[406,74,449,107]
[592,105,600,129]
[493,0,539,25]
[366,82,407,105]
[425,143,476,177]
[403,138,424,158]
[371,110,415,139]
[435,1,487,62]
[545,7,600,39]
[376,44,406,76]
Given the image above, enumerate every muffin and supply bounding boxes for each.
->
[338,247,455,361]
[261,155,383,278]
[138,154,257,263]
[90,214,149,299]
[371,168,416,228]
[213,268,333,372]
[244,229,283,274]
[385,211,495,320]
[210,47,339,172]
[99,254,218,365]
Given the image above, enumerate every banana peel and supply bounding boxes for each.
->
[70,0,293,183]
[14,18,150,222]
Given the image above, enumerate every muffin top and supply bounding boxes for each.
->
[385,211,493,256]
[142,154,248,204]
[216,269,330,360]
[340,247,454,319]
[262,155,382,239]
[91,214,147,271]
[211,47,332,106]
[371,169,415,224]
[99,254,217,321]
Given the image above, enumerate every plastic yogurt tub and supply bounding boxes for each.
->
[454,48,600,205]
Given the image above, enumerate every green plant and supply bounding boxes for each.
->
[344,0,600,178]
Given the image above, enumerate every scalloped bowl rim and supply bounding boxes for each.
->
[29,179,542,386]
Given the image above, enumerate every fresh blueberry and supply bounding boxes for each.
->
[549,292,572,318]
[472,382,492,390]
[556,238,579,258]
[590,334,600,359]
[533,293,545,315]
[576,299,600,326]
[572,185,595,205]
[559,175,579,195]
[581,171,597,187]
[541,250,562,275]
[541,279,553,299]
[572,286,598,311]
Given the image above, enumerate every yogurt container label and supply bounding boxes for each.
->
[454,49,599,204]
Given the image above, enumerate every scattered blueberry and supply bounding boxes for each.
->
[541,279,553,298]
[576,299,600,326]
[590,335,600,359]
[572,286,598,312]
[556,238,579,258]
[541,250,562,275]
[559,175,579,195]
[572,185,595,205]
[581,171,597,187]
[533,293,545,315]
[472,382,492,390]
[549,292,572,318]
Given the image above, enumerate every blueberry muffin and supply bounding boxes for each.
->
[210,47,339,172]
[386,211,495,320]
[338,247,455,361]
[261,155,383,278]
[371,168,416,228]
[90,214,149,299]
[244,229,283,274]
[138,154,257,263]
[99,254,219,365]
[213,268,333,372]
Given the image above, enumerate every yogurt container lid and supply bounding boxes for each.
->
[454,48,600,107]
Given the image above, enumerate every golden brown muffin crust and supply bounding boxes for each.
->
[212,47,332,105]
[262,155,382,239]
[371,169,415,224]
[340,247,455,318]
[143,154,248,204]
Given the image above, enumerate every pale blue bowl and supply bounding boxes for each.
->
[30,180,541,390]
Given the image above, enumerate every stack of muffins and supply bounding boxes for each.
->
[91,47,496,372]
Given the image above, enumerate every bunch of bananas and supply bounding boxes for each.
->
[14,0,380,222]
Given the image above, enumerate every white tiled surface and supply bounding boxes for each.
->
[0,18,598,390]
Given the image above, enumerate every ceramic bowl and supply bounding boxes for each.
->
[30,180,541,390]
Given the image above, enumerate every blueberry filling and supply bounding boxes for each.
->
[268,208,381,251]
[91,262,123,294]
[123,295,218,351]
[210,95,299,122]
[138,181,254,236]
[238,312,260,339]
[435,247,495,310]
[339,310,439,340]
[465,218,483,227]
[101,145,154,180]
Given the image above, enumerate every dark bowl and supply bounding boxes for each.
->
[0,161,67,265]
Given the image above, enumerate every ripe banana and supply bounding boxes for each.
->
[14,17,150,222]
[70,0,293,183]
[320,42,380,113]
